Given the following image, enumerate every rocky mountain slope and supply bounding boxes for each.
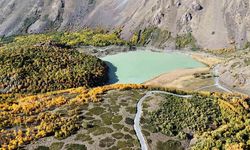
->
[1,0,250,49]
[218,50,250,94]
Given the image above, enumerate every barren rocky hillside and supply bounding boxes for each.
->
[218,50,250,94]
[1,0,250,49]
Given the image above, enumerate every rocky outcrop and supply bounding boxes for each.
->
[218,50,250,94]
[1,0,250,49]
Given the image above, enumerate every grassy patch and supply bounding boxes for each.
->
[112,132,124,139]
[100,113,122,125]
[125,117,134,125]
[50,142,64,150]
[143,103,150,108]
[117,140,134,149]
[65,144,87,150]
[112,115,123,123]
[75,134,92,142]
[35,146,49,150]
[88,140,94,144]
[113,124,124,130]
[92,127,113,136]
[99,137,116,148]
[84,116,95,120]
[124,134,133,139]
[156,140,184,150]
[119,101,129,106]
[100,112,113,125]
[126,106,136,114]
[89,119,103,126]
[87,107,105,116]
[129,129,136,135]
[107,146,119,150]
[142,130,151,137]
[123,127,130,132]
[244,58,250,66]
[110,105,120,113]
[243,41,250,50]
[76,104,89,111]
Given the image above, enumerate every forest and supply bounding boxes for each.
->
[149,94,222,137]
[0,43,108,94]
[0,28,249,149]
[0,84,146,150]
[0,28,127,49]
[145,91,250,150]
[0,28,128,94]
[0,84,249,149]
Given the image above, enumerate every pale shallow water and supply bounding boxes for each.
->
[101,51,205,84]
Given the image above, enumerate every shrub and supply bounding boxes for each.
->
[175,33,197,49]
[50,142,64,150]
[99,137,116,148]
[0,44,108,94]
[65,144,87,150]
[125,117,134,125]
[156,140,184,150]
[112,132,124,139]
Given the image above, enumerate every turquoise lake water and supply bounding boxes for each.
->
[101,51,205,84]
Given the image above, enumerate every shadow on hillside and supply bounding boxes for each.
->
[104,61,119,84]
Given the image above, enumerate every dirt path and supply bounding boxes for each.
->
[134,91,192,150]
[195,64,233,92]
[135,63,233,150]
[213,65,232,93]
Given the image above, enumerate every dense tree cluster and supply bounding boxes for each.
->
[130,27,171,47]
[0,87,87,150]
[130,27,197,49]
[0,28,127,50]
[146,91,250,150]
[192,95,250,150]
[0,44,108,94]
[58,29,126,47]
[0,28,132,94]
[0,111,81,150]
[149,94,222,137]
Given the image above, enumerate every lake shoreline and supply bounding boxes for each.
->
[144,67,210,90]
[100,49,205,84]
[78,45,224,91]
[144,51,223,90]
[78,45,198,58]
[78,45,223,63]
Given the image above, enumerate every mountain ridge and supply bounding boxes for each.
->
[1,0,250,50]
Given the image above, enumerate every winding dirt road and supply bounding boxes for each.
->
[213,65,232,93]
[134,65,232,150]
[195,64,232,93]
[134,91,192,150]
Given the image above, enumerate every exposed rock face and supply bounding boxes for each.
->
[192,1,203,11]
[218,50,250,94]
[1,0,250,49]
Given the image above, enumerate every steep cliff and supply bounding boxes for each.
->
[1,0,250,49]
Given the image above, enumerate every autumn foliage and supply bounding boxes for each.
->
[0,84,249,149]
[0,44,108,94]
